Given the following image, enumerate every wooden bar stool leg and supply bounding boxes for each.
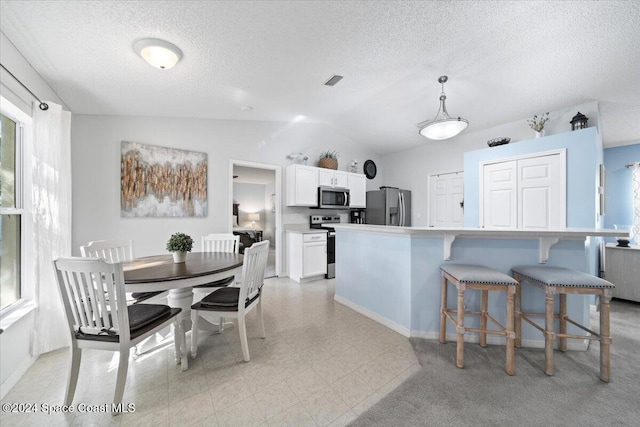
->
[456,286,465,369]
[480,290,488,348]
[559,293,567,352]
[506,286,515,375]
[440,275,447,343]
[599,292,612,382]
[544,291,555,376]
[515,275,522,348]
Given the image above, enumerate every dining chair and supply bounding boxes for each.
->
[193,233,241,332]
[53,257,187,413]
[80,239,165,304]
[191,240,269,360]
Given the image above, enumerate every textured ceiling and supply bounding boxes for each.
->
[1,1,639,154]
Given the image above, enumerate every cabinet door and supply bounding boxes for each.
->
[348,173,367,208]
[318,169,334,187]
[482,161,517,228]
[334,171,349,188]
[303,242,326,277]
[289,165,318,206]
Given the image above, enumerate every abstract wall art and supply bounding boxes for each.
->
[121,141,207,217]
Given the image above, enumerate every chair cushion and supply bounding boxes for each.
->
[76,306,181,342]
[193,275,235,289]
[131,291,164,303]
[441,264,518,286]
[192,287,260,312]
[511,266,614,288]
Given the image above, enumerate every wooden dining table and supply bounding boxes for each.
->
[123,252,244,332]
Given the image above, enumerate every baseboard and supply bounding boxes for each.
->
[334,295,411,337]
[409,330,588,351]
[1,355,37,400]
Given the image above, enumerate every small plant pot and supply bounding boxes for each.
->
[535,130,545,139]
[319,158,338,169]
[172,251,187,263]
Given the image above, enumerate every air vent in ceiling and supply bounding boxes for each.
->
[323,74,344,86]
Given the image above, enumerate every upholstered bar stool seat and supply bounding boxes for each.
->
[440,264,519,375]
[511,265,615,382]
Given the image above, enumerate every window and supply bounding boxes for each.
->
[1,112,22,310]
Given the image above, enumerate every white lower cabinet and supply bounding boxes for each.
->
[288,232,327,282]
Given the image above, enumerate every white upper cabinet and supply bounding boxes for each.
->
[480,150,566,229]
[319,169,348,188]
[286,165,318,206]
[348,173,367,208]
[287,164,366,207]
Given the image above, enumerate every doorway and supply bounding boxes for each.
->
[230,160,281,278]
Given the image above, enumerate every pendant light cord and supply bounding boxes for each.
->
[0,63,49,110]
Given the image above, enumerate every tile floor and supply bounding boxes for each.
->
[1,277,419,426]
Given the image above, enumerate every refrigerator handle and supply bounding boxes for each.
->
[398,193,403,227]
[401,193,405,226]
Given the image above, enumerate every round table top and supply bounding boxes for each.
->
[124,252,243,284]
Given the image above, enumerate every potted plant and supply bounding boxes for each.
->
[166,232,194,263]
[527,112,549,138]
[319,150,339,170]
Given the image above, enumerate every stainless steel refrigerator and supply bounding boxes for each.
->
[365,187,411,226]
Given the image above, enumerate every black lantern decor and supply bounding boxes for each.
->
[570,112,588,131]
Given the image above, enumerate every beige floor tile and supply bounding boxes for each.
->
[253,380,299,419]
[208,376,253,412]
[285,368,328,399]
[266,402,316,427]
[300,385,350,426]
[330,370,376,408]
[327,410,359,427]
[215,395,267,427]
[168,389,214,427]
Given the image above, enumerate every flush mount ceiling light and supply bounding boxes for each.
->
[133,38,182,70]
[417,76,468,140]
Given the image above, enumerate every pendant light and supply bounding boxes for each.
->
[417,76,468,140]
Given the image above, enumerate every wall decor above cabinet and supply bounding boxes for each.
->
[363,159,377,179]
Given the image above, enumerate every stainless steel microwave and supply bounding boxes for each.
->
[317,186,350,209]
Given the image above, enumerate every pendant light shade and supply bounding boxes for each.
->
[417,76,468,140]
[134,38,182,70]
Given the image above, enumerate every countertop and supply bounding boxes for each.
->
[285,228,328,235]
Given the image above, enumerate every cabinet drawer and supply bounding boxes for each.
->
[303,233,327,243]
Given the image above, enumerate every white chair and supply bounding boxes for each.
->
[193,234,241,332]
[191,240,269,360]
[80,239,165,303]
[53,257,187,413]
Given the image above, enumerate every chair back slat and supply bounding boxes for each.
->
[80,240,134,263]
[239,240,269,305]
[202,233,240,254]
[53,257,127,336]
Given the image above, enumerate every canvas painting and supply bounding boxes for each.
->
[121,141,207,217]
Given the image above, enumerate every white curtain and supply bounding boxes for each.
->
[32,102,72,354]
[632,162,640,245]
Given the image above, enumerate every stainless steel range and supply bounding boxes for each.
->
[310,215,340,279]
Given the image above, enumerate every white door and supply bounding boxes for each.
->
[334,171,349,188]
[294,166,319,206]
[348,173,367,208]
[429,172,464,227]
[481,151,566,229]
[518,154,565,229]
[482,161,517,228]
[318,169,334,187]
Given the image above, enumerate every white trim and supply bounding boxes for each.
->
[334,295,410,337]
[229,159,282,277]
[0,300,36,331]
[479,149,567,228]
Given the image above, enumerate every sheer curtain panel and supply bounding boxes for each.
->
[32,101,72,354]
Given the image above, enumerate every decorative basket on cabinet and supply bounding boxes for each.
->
[319,150,339,170]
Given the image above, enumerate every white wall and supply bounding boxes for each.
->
[234,182,268,230]
[381,101,601,226]
[71,115,383,257]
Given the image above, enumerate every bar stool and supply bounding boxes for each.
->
[511,266,615,382]
[440,264,519,375]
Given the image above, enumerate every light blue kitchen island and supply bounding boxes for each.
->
[333,224,624,349]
